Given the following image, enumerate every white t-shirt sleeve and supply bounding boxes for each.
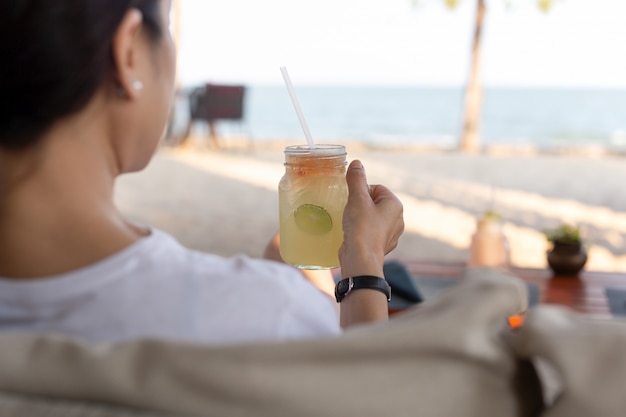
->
[185,252,341,344]
[274,272,341,341]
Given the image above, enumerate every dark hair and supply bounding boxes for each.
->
[0,0,163,150]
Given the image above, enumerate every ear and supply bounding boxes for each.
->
[111,9,144,100]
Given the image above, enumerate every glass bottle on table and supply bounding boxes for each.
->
[467,211,511,270]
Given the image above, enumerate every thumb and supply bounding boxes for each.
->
[345,160,370,200]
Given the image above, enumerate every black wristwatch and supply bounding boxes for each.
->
[335,276,391,303]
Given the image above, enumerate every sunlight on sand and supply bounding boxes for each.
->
[172,148,281,192]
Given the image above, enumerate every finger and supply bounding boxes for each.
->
[369,184,401,206]
[345,160,371,200]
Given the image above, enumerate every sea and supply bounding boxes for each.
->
[175,85,626,151]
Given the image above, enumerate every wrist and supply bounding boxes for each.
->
[339,245,385,278]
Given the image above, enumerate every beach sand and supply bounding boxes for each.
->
[114,139,626,273]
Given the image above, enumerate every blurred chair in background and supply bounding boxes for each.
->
[168,83,246,149]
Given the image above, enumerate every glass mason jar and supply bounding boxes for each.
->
[279,145,348,269]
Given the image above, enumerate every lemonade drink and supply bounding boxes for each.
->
[279,145,348,269]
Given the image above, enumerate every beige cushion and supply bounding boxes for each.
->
[510,304,626,417]
[0,268,540,417]
[0,391,179,417]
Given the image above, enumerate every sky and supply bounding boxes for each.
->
[175,0,626,88]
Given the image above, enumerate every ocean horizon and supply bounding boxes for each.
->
[172,85,626,151]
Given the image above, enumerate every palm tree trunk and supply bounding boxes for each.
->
[459,0,486,153]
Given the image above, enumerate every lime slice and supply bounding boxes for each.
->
[294,204,333,235]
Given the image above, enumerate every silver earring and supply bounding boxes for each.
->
[131,79,144,91]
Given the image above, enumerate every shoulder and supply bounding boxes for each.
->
[144,229,307,286]
[142,229,303,283]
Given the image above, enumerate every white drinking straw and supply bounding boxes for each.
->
[280,66,315,148]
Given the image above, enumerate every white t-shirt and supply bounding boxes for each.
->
[0,229,340,345]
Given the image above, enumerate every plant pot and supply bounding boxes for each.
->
[547,241,588,276]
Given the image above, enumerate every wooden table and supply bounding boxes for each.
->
[397,260,626,319]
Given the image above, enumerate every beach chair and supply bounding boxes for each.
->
[1,269,625,416]
[179,83,246,148]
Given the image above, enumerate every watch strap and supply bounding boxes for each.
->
[335,275,391,303]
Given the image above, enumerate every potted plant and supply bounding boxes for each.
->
[544,223,587,276]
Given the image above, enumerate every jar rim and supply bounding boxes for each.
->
[284,144,346,157]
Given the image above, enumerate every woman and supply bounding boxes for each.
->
[0,0,404,344]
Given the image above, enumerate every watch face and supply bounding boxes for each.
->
[335,278,351,302]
